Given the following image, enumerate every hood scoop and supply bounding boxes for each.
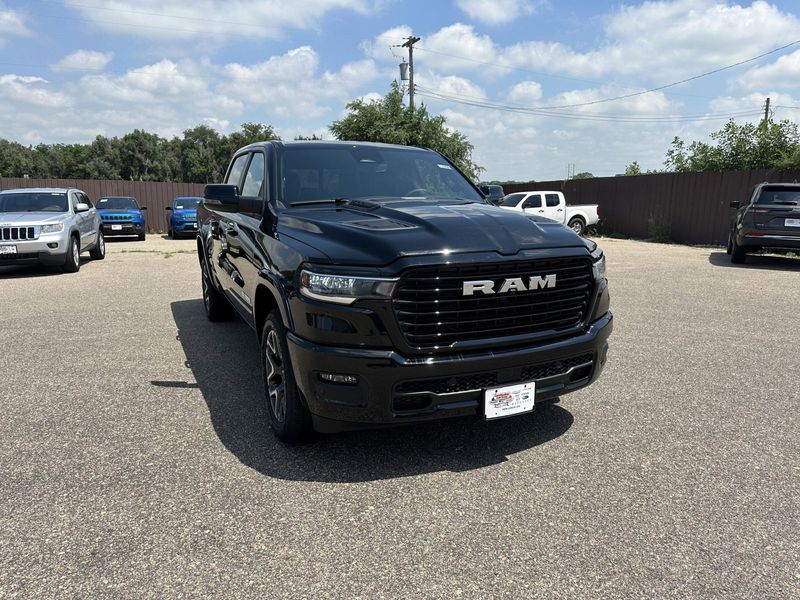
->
[346,218,416,231]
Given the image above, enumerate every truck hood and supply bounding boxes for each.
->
[278,199,584,266]
[0,212,68,225]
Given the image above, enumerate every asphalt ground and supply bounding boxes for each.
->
[1,236,798,599]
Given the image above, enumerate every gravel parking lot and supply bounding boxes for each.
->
[1,236,798,599]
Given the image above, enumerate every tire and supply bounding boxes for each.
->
[730,234,747,264]
[261,310,311,443]
[200,256,234,321]
[568,217,585,236]
[138,232,146,241]
[89,231,105,260]
[726,233,733,255]
[63,235,80,273]
[168,228,173,239]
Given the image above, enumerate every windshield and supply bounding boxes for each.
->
[97,197,138,210]
[0,192,68,213]
[173,197,201,210]
[756,188,800,205]
[500,193,525,207]
[280,145,483,206]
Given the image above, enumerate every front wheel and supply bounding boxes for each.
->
[262,311,312,443]
[138,232,146,241]
[63,235,80,273]
[568,217,585,236]
[89,231,105,260]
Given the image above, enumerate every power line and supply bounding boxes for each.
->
[415,84,763,122]
[422,38,800,110]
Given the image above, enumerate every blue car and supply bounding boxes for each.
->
[166,197,202,238]
[97,196,147,241]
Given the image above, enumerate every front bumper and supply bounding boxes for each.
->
[103,222,144,235]
[173,221,198,234]
[0,235,69,265]
[287,312,613,433]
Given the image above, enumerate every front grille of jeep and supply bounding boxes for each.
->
[0,226,38,241]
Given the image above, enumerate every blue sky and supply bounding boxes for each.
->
[1,0,800,180]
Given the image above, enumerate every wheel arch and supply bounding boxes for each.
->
[254,275,292,343]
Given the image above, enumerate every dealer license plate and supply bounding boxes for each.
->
[484,381,536,420]
[111,224,122,230]
[0,245,17,254]
[785,218,800,228]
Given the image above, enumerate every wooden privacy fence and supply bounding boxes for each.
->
[0,178,205,233]
[505,169,800,245]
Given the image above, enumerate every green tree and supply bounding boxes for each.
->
[573,172,594,179]
[624,161,641,176]
[665,119,800,172]
[329,82,483,179]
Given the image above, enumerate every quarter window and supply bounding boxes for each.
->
[241,153,265,198]
[226,154,249,189]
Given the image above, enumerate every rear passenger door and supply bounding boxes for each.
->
[542,193,564,223]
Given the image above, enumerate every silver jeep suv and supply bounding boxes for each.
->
[0,188,105,272]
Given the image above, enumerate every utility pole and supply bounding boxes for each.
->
[764,97,770,123]
[402,35,421,109]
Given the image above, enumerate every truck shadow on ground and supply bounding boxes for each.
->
[708,251,800,271]
[169,298,574,483]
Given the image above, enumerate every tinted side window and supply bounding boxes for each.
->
[226,154,249,189]
[80,193,93,208]
[241,153,265,198]
[545,193,560,207]
[523,195,542,209]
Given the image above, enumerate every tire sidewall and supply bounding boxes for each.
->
[569,218,585,236]
[63,235,80,272]
[261,311,310,442]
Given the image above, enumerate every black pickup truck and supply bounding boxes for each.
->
[197,141,612,442]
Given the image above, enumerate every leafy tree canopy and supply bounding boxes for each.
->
[624,161,642,176]
[665,119,800,172]
[573,172,594,179]
[330,82,483,180]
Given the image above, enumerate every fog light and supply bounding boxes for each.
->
[319,372,358,385]
[47,242,58,249]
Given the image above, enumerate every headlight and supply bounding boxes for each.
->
[40,223,64,234]
[590,245,606,277]
[300,270,398,304]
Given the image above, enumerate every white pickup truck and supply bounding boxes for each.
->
[498,190,599,235]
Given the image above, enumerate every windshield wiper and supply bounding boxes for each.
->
[289,197,350,207]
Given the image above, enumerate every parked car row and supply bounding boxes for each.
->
[0,188,200,272]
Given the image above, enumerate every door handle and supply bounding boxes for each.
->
[557,208,563,212]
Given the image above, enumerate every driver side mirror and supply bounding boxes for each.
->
[204,184,240,212]
[75,203,90,213]
[165,207,172,211]
[730,200,740,209]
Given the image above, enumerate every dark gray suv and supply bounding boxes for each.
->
[728,182,800,263]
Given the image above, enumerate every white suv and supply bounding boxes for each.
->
[0,187,105,272]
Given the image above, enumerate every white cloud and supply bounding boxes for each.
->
[360,25,412,62]
[0,75,70,107]
[0,2,30,45]
[507,81,542,103]
[420,24,497,72]
[455,0,540,25]
[64,0,382,40]
[735,49,800,91]
[52,50,114,72]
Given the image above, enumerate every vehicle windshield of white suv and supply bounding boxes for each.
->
[98,197,138,210]
[0,192,68,213]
